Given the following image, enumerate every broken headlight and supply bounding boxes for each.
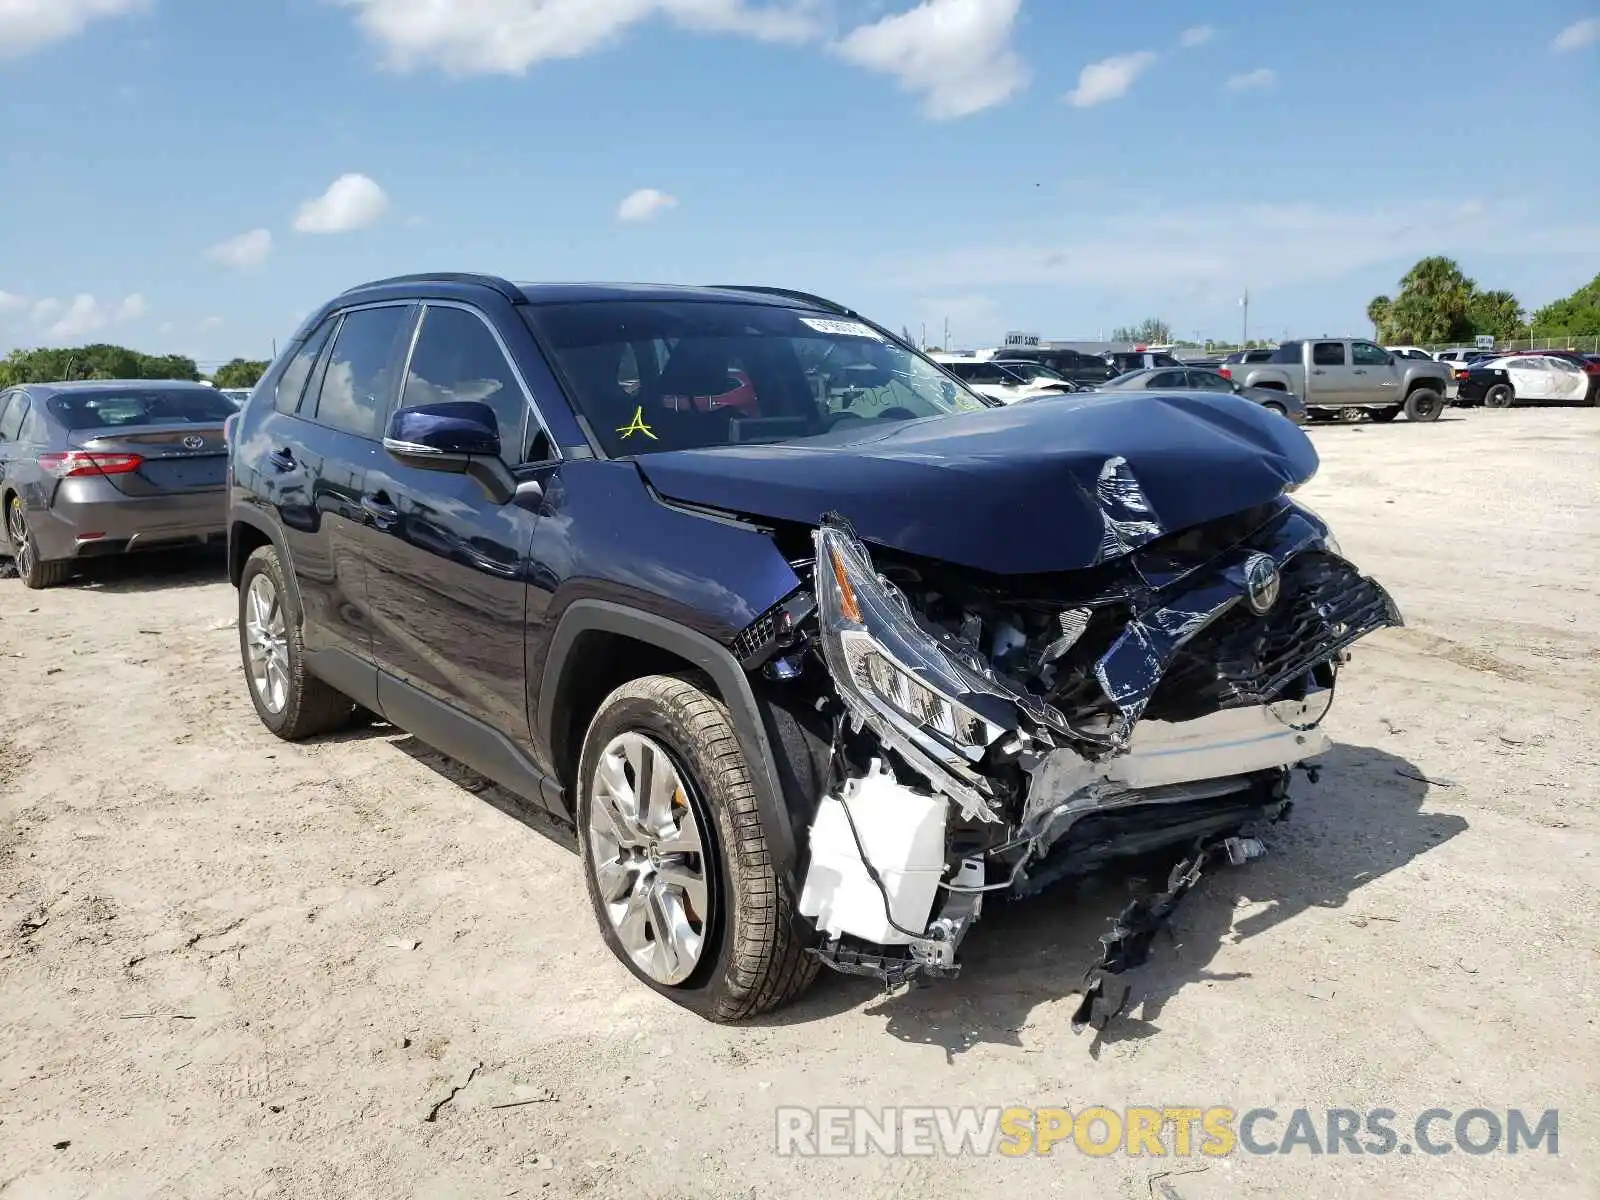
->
[814,520,1045,819]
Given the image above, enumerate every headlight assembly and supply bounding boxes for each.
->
[813,518,1073,822]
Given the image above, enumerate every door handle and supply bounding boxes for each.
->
[266,448,296,471]
[361,494,400,525]
[1353,369,1367,375]
[1311,369,1326,375]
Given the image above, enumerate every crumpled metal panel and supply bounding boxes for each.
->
[1095,455,1167,562]
[1093,509,1400,729]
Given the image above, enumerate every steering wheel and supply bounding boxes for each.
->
[825,411,865,431]
[878,407,917,422]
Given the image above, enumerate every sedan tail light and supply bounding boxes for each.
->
[37,451,143,478]
[1218,367,1232,380]
[1453,368,1469,381]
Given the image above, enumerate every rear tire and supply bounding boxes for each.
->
[237,545,354,739]
[6,497,71,590]
[1369,406,1402,423]
[1484,383,1514,410]
[1404,388,1444,422]
[1263,402,1288,419]
[577,674,817,1022]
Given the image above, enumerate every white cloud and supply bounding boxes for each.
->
[835,0,1027,119]
[47,294,108,340]
[617,188,678,222]
[0,291,28,314]
[208,228,274,269]
[1552,17,1599,50]
[338,0,820,75]
[293,174,390,233]
[1065,50,1156,108]
[200,316,225,330]
[114,293,148,322]
[884,199,1600,300]
[32,297,62,324]
[1225,67,1276,91]
[1179,25,1214,47]
[0,0,144,60]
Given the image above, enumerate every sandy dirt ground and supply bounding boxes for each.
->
[1,407,1596,1200]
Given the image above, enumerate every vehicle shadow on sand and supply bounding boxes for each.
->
[767,741,1466,1057]
[64,545,228,593]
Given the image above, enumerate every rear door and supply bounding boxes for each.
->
[1308,341,1357,404]
[259,303,417,669]
[1503,356,1552,399]
[1543,357,1589,401]
[361,301,555,745]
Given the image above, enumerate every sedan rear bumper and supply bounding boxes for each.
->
[30,481,227,561]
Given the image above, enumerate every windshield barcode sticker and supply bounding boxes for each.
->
[800,318,883,341]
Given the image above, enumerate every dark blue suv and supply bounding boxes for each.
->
[229,274,1400,1023]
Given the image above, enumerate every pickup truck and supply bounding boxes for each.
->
[1219,338,1452,422]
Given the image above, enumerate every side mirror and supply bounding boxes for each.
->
[383,401,516,505]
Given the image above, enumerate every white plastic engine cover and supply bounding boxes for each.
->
[799,759,948,946]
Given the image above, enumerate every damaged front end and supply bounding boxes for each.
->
[746,486,1401,1003]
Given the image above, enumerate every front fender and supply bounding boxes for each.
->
[537,599,800,882]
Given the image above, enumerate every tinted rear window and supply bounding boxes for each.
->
[46,391,238,432]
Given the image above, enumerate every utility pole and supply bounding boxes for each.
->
[1240,289,1249,348]
[943,317,950,351]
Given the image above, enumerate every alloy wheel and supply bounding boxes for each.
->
[8,501,32,580]
[586,732,710,986]
[244,573,290,714]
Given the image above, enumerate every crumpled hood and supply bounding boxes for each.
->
[634,392,1319,575]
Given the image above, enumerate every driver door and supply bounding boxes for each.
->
[1350,341,1403,404]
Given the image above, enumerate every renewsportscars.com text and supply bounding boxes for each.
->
[774,1106,1559,1158]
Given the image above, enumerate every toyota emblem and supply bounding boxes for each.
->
[182,435,206,450]
[1242,553,1281,615]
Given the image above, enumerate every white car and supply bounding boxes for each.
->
[1481,355,1593,403]
[931,355,1072,404]
[1386,346,1433,361]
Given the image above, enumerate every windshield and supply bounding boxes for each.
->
[525,301,991,456]
[46,390,237,432]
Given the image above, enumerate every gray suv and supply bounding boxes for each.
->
[0,380,232,588]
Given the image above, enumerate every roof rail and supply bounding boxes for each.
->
[707,285,855,317]
[340,273,524,303]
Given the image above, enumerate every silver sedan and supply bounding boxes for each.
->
[1091,366,1308,423]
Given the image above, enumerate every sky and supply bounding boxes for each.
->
[1,0,1597,368]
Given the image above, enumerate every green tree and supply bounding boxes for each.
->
[1530,272,1600,338]
[1467,289,1525,342]
[1366,295,1393,340]
[1111,317,1173,344]
[1385,256,1477,344]
[0,344,199,384]
[212,358,269,389]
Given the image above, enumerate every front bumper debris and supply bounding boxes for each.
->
[1070,829,1275,1033]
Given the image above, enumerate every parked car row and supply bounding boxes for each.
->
[3,274,1403,1027]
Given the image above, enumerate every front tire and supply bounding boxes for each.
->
[6,497,70,590]
[1404,388,1444,422]
[577,674,817,1021]
[237,545,354,739]
[1484,383,1514,410]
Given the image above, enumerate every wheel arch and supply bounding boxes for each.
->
[1405,376,1447,397]
[538,600,799,880]
[228,510,304,612]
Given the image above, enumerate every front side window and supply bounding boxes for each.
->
[0,394,14,440]
[525,301,989,457]
[1148,370,1188,388]
[1351,342,1391,366]
[310,305,414,438]
[1312,342,1347,367]
[403,305,541,463]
